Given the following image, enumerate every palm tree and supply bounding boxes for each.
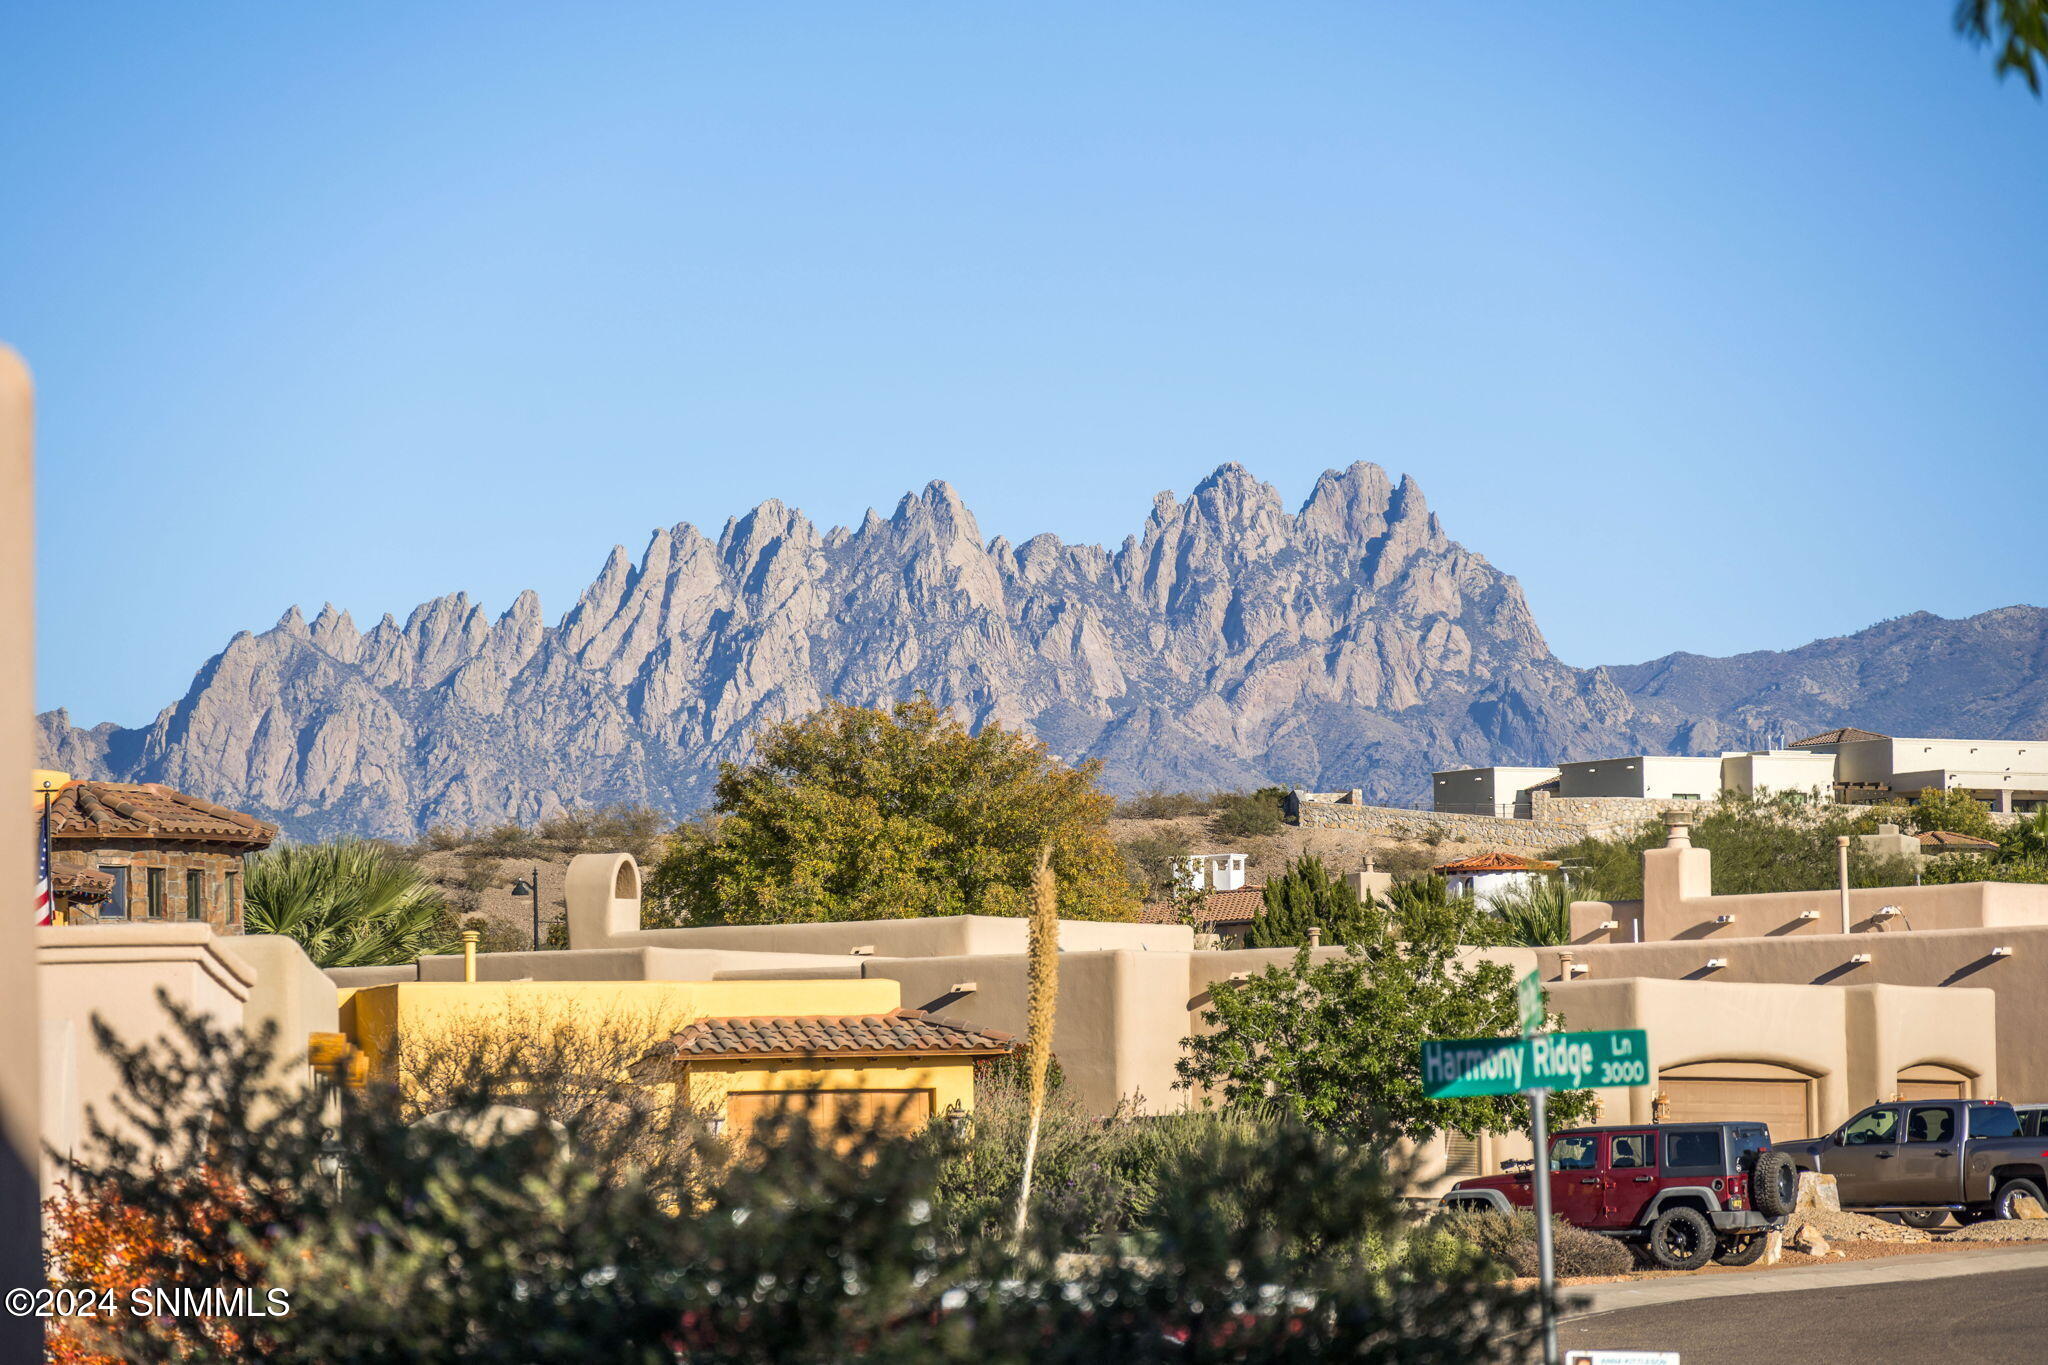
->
[244,840,459,967]
[1483,874,1574,948]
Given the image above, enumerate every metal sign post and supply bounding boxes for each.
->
[1520,971,1558,1365]
[1419,978,1654,1365]
[1529,1081,1556,1365]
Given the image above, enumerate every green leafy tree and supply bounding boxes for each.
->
[1894,786,2001,841]
[654,697,1141,924]
[1480,875,1574,948]
[244,839,459,967]
[1549,791,1920,901]
[1245,855,1376,947]
[1179,933,1596,1144]
[1956,0,2048,93]
[2000,806,2048,863]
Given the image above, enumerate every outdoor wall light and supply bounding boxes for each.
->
[949,981,978,994]
[1599,919,1619,931]
[1704,958,1728,970]
[1874,906,1902,919]
[1714,914,1736,924]
[1566,962,1590,977]
[1992,946,2014,957]
[1227,971,1253,982]
[1849,953,1872,964]
[1796,910,1821,920]
[849,945,876,956]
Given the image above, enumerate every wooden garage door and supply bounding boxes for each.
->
[726,1090,933,1145]
[1660,1077,1809,1140]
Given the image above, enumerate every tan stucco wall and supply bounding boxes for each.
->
[36,925,257,1189]
[1536,927,2043,1097]
[411,945,857,983]
[0,346,41,1353]
[232,934,343,1091]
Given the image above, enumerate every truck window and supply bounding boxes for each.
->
[1970,1106,2022,1139]
[1610,1133,1655,1169]
[1662,1129,1723,1172]
[1841,1109,1898,1146]
[1549,1136,1597,1171]
[1905,1106,1954,1144]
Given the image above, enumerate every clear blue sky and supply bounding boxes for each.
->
[7,2,2044,727]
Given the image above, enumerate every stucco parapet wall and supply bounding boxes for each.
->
[1535,922,2048,981]
[590,915,1195,958]
[1568,880,2048,945]
[414,946,858,983]
[37,923,256,1003]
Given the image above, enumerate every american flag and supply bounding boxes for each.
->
[34,810,52,926]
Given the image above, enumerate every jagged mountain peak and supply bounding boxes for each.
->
[38,465,2041,840]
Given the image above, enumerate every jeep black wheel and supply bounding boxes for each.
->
[1713,1234,1767,1267]
[1992,1178,2046,1221]
[1645,1207,1716,1271]
[1897,1208,1950,1230]
[1750,1151,1798,1218]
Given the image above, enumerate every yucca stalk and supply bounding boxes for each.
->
[1011,844,1059,1242]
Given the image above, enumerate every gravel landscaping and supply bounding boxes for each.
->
[1941,1220,2048,1243]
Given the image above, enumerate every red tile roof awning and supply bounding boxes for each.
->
[1432,852,1558,874]
[654,1008,1015,1063]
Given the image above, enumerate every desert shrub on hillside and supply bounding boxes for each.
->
[1209,787,1288,839]
[1114,790,1221,820]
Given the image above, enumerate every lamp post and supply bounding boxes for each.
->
[510,866,543,950]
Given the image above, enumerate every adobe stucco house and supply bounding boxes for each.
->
[313,844,2011,1194]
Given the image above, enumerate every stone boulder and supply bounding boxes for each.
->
[1794,1172,1841,1213]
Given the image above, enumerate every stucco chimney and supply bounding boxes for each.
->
[1642,813,1712,915]
[566,852,643,949]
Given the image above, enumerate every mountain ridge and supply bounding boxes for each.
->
[36,464,2048,839]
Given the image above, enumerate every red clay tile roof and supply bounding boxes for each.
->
[51,867,114,901]
[1917,830,2001,850]
[44,782,277,849]
[1432,852,1557,874]
[1138,886,1268,926]
[1789,727,1889,748]
[658,1008,1015,1061]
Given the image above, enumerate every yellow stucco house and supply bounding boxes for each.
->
[336,974,1012,1139]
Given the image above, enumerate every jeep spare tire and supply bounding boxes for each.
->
[1750,1150,1798,1218]
[1646,1207,1716,1271]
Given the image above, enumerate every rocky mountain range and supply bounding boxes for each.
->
[36,463,2048,839]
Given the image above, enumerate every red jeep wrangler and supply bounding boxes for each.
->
[1440,1122,1798,1270]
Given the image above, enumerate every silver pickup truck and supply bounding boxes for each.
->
[1774,1099,2048,1228]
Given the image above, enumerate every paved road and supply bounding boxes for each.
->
[1558,1262,2048,1363]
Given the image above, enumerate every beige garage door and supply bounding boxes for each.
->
[1898,1079,1965,1101]
[1660,1076,1810,1141]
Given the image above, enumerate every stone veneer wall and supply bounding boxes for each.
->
[52,842,247,930]
[1294,802,1625,850]
[1527,795,1710,827]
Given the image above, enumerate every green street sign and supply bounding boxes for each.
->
[1420,1029,1651,1098]
[1516,970,1544,1037]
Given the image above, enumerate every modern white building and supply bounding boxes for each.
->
[1799,730,2048,813]
[1556,755,1724,802]
[1174,852,1248,893]
[1430,766,1561,816]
